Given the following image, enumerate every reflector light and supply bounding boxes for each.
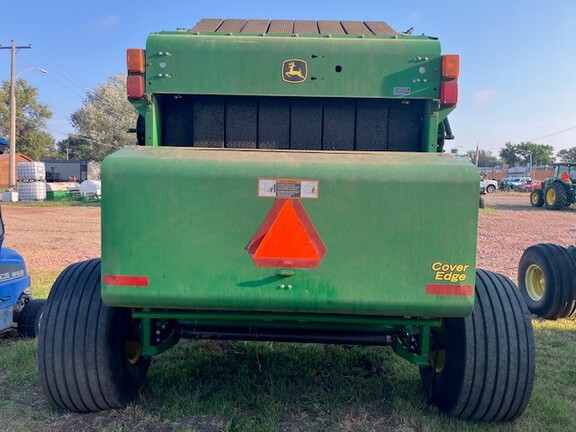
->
[127,75,145,99]
[127,49,145,73]
[440,82,458,106]
[103,275,149,287]
[248,199,326,268]
[442,54,460,79]
[426,284,473,296]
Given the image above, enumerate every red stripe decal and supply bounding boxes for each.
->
[426,284,473,296]
[103,275,149,287]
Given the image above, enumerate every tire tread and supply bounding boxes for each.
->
[423,269,535,421]
[38,259,149,412]
[17,299,46,338]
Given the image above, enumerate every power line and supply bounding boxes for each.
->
[29,50,94,92]
[529,125,576,142]
[26,51,138,120]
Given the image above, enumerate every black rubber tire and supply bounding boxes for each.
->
[544,182,568,210]
[518,244,576,319]
[420,269,535,421]
[486,184,496,194]
[530,189,544,207]
[479,197,485,208]
[38,258,150,412]
[17,299,46,338]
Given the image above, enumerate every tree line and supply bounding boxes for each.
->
[466,141,575,168]
[1,74,575,164]
[0,72,136,162]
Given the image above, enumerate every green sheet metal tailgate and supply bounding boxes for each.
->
[101,147,478,318]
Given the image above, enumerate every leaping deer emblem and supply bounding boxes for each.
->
[283,60,307,82]
[286,62,305,79]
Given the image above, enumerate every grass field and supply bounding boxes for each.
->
[0,199,100,208]
[1,272,574,432]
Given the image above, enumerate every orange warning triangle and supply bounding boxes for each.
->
[254,200,320,260]
[248,199,326,268]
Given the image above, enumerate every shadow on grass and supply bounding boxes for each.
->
[140,341,424,431]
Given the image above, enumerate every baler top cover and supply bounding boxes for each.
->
[129,19,458,151]
[140,18,444,100]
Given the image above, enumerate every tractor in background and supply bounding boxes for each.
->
[531,162,576,209]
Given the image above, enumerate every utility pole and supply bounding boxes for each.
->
[0,41,32,188]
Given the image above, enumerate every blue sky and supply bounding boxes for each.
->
[2,0,575,156]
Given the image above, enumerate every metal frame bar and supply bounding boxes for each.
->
[133,308,440,364]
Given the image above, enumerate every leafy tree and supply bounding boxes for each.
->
[466,149,500,167]
[18,131,56,160]
[516,142,555,166]
[70,72,137,161]
[557,147,576,163]
[499,141,555,166]
[56,134,92,160]
[0,79,54,159]
[499,142,520,166]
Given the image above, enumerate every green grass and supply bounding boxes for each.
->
[27,269,60,299]
[1,272,574,431]
[1,199,100,207]
[479,206,497,215]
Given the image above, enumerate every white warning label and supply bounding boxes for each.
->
[258,178,319,199]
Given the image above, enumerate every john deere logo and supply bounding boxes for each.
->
[282,59,307,83]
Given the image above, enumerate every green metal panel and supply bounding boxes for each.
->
[145,33,441,99]
[102,147,478,318]
[46,190,71,200]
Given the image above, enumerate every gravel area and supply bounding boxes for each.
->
[2,206,101,271]
[478,193,576,280]
[2,194,575,282]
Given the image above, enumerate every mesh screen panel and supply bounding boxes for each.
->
[162,95,423,151]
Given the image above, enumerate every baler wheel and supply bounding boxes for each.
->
[479,196,485,208]
[518,244,576,319]
[16,299,46,338]
[38,258,150,412]
[420,269,535,421]
[544,182,568,209]
[530,189,544,207]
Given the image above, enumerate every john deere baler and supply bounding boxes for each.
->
[39,19,535,421]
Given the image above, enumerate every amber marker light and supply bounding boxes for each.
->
[127,49,145,74]
[442,54,460,80]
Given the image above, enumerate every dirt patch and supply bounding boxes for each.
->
[478,193,576,280]
[2,206,101,271]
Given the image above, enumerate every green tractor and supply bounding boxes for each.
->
[37,19,535,421]
[531,162,576,209]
